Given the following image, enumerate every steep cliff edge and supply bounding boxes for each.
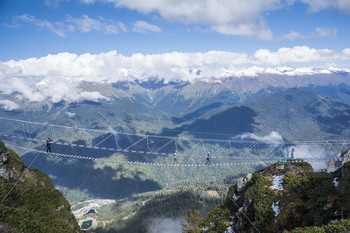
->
[0,141,82,232]
[190,160,350,232]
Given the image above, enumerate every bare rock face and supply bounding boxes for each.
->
[236,173,252,192]
[0,145,8,165]
[0,144,13,180]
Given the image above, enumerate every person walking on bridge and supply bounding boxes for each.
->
[46,138,53,153]
[290,148,295,159]
[206,152,210,165]
[174,151,178,164]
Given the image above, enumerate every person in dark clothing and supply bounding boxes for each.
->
[46,138,53,153]
[206,152,210,165]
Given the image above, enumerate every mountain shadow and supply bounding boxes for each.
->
[21,147,161,200]
[171,102,223,124]
[162,106,257,139]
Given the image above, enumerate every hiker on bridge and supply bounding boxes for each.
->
[206,152,210,165]
[174,151,178,163]
[46,138,53,153]
[290,148,295,159]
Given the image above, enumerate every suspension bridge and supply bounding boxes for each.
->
[0,116,349,168]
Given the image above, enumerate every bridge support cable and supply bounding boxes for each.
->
[50,126,55,141]
[81,131,90,147]
[146,136,153,153]
[201,140,207,155]
[175,138,178,152]
[51,125,59,142]
[176,139,200,159]
[124,137,147,151]
[22,124,30,140]
[235,142,256,160]
[93,133,113,148]
[263,143,282,160]
[201,157,261,233]
[26,123,34,141]
[211,140,230,158]
[155,138,175,153]
[228,141,234,157]
[113,133,121,149]
[339,141,350,157]
[5,122,23,135]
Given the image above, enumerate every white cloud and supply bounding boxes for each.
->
[313,27,338,38]
[77,0,350,40]
[343,48,350,56]
[5,14,66,36]
[85,0,280,40]
[288,144,329,171]
[279,31,308,41]
[66,111,76,117]
[300,0,350,14]
[66,15,124,34]
[234,131,284,145]
[34,76,109,102]
[133,20,162,33]
[279,27,338,41]
[0,100,19,111]
[44,0,69,7]
[5,14,126,36]
[1,47,350,104]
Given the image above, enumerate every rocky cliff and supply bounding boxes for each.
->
[0,144,13,181]
[0,141,82,232]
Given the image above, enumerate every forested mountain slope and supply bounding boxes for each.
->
[0,141,82,232]
[191,157,350,232]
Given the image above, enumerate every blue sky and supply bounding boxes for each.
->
[1,0,349,61]
[1,0,350,109]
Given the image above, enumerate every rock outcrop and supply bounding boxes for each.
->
[0,143,12,181]
[0,141,82,232]
[236,173,252,192]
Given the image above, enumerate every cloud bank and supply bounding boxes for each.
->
[1,47,350,105]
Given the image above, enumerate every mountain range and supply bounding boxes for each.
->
[1,72,350,231]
